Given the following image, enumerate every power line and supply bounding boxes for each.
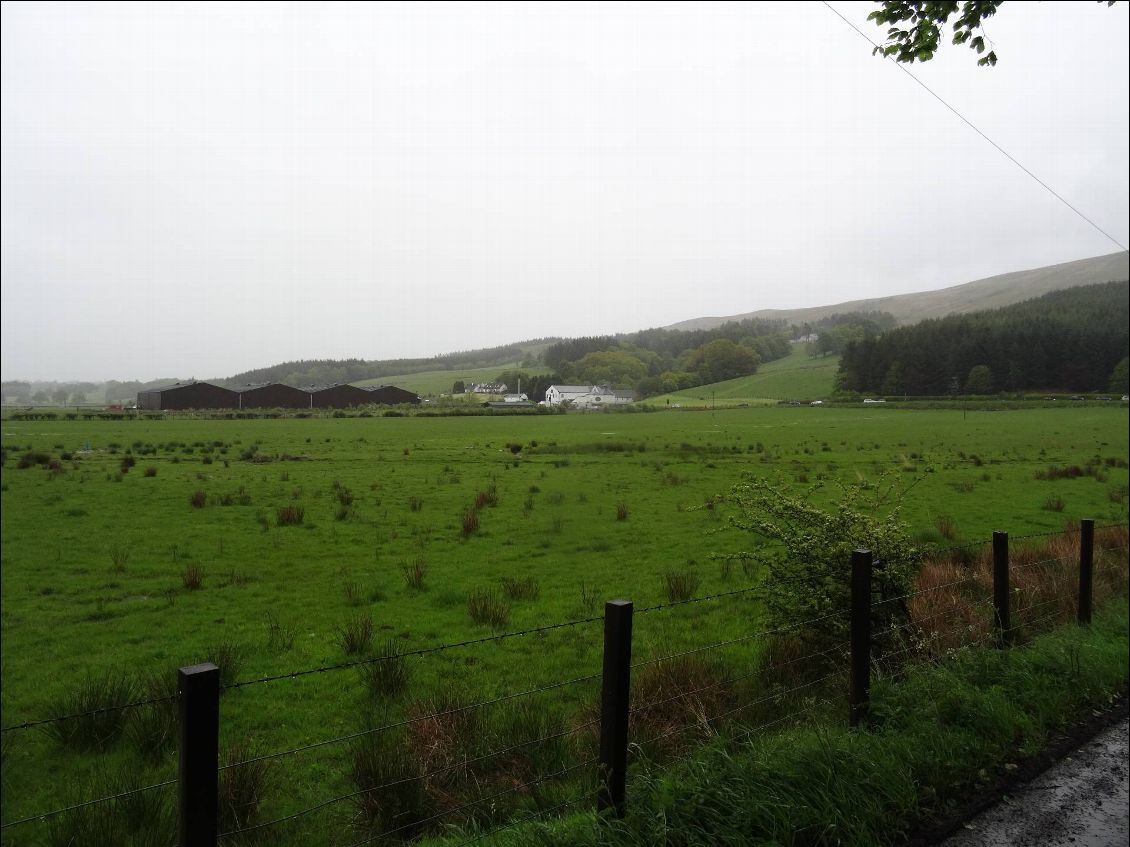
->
[821,1,1128,253]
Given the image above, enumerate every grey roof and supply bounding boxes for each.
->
[147,380,224,393]
[548,385,594,393]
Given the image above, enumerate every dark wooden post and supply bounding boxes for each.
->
[598,600,633,817]
[1078,519,1094,625]
[992,531,1011,646]
[849,549,873,728]
[178,662,219,846]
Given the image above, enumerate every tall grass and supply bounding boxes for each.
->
[44,673,140,749]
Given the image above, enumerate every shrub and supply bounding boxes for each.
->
[44,672,140,749]
[143,466,157,477]
[276,504,304,526]
[467,588,510,628]
[360,640,410,700]
[340,614,374,655]
[723,473,918,655]
[664,570,700,602]
[189,490,207,508]
[219,741,272,834]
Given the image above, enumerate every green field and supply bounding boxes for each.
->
[1,405,1127,842]
[649,347,840,406]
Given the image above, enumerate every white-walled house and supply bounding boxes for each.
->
[544,384,636,408]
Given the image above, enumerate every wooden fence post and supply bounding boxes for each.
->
[178,662,219,847]
[598,600,633,817]
[1078,519,1094,625]
[992,531,1011,646]
[850,549,873,728]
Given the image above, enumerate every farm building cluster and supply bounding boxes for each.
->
[543,384,636,408]
[136,380,420,411]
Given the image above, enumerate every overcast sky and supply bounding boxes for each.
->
[2,1,1128,382]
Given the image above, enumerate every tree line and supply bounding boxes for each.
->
[836,281,1130,395]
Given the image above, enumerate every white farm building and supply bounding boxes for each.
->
[543,385,636,408]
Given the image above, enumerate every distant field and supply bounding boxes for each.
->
[1,405,1127,842]
[649,347,839,406]
[354,362,547,396]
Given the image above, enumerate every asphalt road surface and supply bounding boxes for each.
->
[940,718,1129,847]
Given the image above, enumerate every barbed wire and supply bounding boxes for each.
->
[632,670,843,750]
[1,692,176,735]
[218,718,600,839]
[0,777,176,830]
[220,670,602,772]
[631,608,850,672]
[630,640,848,719]
[336,758,599,847]
[222,614,602,692]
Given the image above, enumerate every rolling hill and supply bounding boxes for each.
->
[666,251,1129,332]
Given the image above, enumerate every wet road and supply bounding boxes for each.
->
[940,718,1129,847]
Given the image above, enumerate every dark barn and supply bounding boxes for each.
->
[235,383,312,409]
[306,384,372,408]
[365,385,421,405]
[137,381,239,410]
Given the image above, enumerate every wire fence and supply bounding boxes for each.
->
[2,520,1126,845]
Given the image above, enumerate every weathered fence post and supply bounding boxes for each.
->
[849,549,873,728]
[598,599,633,817]
[1078,518,1095,626]
[992,531,1010,646]
[178,662,219,847]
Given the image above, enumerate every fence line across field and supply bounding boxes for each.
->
[2,518,1125,844]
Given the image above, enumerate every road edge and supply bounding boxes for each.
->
[900,686,1129,847]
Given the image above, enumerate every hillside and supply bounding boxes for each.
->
[838,280,1129,395]
[667,251,1129,332]
[646,347,839,406]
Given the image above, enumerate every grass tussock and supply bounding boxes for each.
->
[630,652,730,757]
[663,570,700,602]
[500,575,540,601]
[340,613,374,655]
[276,504,304,526]
[402,558,427,591]
[44,672,140,749]
[219,740,272,835]
[181,564,204,590]
[45,765,174,847]
[361,639,411,700]
[468,588,511,628]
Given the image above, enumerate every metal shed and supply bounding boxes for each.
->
[305,384,372,408]
[234,383,311,409]
[364,385,421,405]
[136,381,239,410]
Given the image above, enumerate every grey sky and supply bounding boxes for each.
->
[2,1,1127,382]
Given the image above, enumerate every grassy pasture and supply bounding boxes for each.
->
[1,405,1127,842]
[649,347,840,406]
